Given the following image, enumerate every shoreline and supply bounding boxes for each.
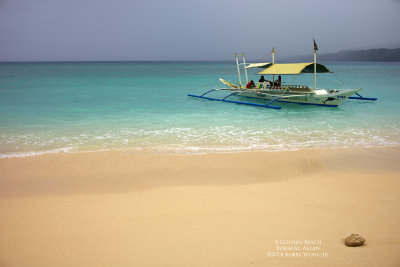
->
[1,146,399,266]
[1,143,400,159]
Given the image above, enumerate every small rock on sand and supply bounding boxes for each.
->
[345,234,365,247]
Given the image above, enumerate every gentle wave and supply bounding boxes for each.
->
[1,126,399,158]
[0,147,74,159]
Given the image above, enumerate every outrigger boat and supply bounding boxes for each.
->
[188,43,377,109]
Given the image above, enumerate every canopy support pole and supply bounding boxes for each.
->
[235,53,242,87]
[272,47,275,86]
[242,53,249,83]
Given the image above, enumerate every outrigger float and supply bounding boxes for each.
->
[188,43,377,109]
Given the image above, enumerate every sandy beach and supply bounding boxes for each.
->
[0,147,399,266]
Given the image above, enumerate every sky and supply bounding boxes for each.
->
[0,0,400,61]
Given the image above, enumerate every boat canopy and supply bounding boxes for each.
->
[245,62,272,69]
[258,63,331,75]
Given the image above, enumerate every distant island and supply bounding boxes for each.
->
[286,48,400,62]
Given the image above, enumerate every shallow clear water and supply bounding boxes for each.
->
[0,61,399,157]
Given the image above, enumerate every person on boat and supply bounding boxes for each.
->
[275,75,281,87]
[259,75,271,88]
[246,80,255,88]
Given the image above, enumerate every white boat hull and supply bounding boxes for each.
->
[236,88,362,107]
[219,77,362,107]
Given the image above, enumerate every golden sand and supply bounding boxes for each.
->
[0,147,399,266]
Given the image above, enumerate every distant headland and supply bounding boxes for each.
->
[287,48,400,62]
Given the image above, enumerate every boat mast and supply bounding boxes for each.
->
[313,39,318,89]
[242,53,249,83]
[235,53,242,87]
[272,47,275,86]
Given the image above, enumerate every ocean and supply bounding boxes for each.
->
[0,61,399,158]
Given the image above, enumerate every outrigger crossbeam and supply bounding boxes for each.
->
[348,93,377,101]
[187,89,282,109]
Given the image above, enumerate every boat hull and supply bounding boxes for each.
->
[236,88,362,107]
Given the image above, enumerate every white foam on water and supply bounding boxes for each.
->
[1,125,399,157]
[0,147,74,159]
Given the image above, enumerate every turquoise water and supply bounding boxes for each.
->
[0,61,399,157]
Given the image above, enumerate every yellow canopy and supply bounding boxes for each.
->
[258,63,331,75]
[245,62,272,69]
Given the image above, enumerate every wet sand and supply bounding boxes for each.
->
[0,147,399,266]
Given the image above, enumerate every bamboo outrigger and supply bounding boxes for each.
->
[188,41,377,109]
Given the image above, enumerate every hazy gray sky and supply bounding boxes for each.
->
[1,0,400,61]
